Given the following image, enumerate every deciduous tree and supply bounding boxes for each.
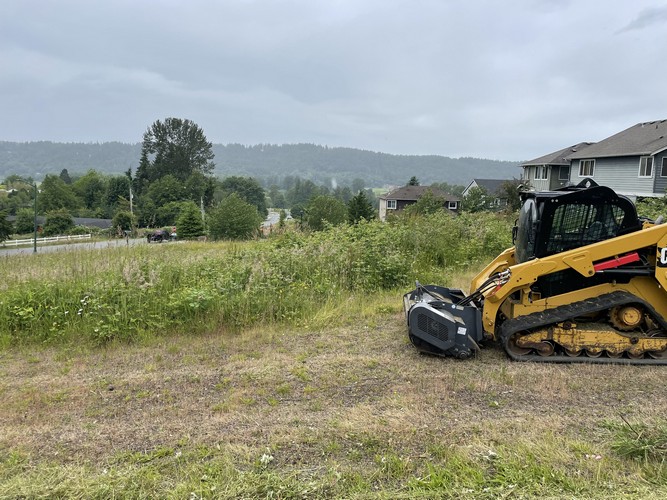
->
[306,195,347,231]
[43,209,74,236]
[403,190,447,217]
[208,193,262,240]
[219,176,268,217]
[14,208,34,234]
[462,186,490,213]
[38,175,80,213]
[73,170,107,212]
[498,179,526,212]
[134,117,215,193]
[106,175,132,215]
[111,211,136,235]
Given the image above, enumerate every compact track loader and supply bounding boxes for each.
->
[404,179,667,364]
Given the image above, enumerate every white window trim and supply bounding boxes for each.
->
[578,159,595,177]
[534,165,548,180]
[386,199,396,210]
[661,157,667,177]
[558,165,570,181]
[639,156,654,178]
[448,201,457,210]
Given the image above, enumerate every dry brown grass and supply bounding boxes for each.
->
[2,307,667,496]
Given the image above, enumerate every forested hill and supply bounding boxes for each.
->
[0,141,520,187]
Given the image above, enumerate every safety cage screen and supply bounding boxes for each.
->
[545,202,625,255]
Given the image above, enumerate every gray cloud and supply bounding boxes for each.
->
[1,0,666,160]
[618,5,667,33]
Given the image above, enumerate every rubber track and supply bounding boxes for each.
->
[499,291,667,365]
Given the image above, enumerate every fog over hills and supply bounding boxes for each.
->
[0,141,520,187]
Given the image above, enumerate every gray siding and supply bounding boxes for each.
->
[653,152,667,195]
[549,165,570,190]
[572,156,655,196]
[526,165,549,191]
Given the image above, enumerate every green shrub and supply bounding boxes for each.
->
[0,212,514,346]
[67,225,90,235]
[43,209,74,236]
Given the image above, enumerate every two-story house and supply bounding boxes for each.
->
[520,143,593,192]
[521,120,667,199]
[378,186,459,221]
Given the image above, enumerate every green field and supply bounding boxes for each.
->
[2,214,667,498]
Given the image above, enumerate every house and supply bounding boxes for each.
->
[378,185,459,221]
[521,120,667,199]
[520,143,593,191]
[462,179,512,207]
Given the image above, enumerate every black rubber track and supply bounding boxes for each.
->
[498,291,667,365]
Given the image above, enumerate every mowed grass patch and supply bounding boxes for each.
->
[2,315,667,498]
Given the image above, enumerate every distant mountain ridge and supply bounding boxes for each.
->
[0,141,520,187]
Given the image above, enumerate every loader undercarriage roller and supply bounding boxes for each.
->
[499,291,667,364]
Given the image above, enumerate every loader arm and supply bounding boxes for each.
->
[479,222,667,338]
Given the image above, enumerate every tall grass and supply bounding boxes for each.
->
[0,212,513,347]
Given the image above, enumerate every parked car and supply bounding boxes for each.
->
[147,229,170,243]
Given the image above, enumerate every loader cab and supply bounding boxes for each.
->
[513,179,641,263]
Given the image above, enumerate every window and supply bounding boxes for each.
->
[639,156,653,177]
[386,199,396,210]
[662,158,667,177]
[448,201,457,210]
[535,165,548,180]
[579,159,595,177]
[558,166,570,181]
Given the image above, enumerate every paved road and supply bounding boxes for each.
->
[262,209,291,228]
[0,237,148,256]
[3,211,288,257]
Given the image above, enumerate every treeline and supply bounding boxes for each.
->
[0,141,520,187]
[0,118,485,242]
[0,169,378,223]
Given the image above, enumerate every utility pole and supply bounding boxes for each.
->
[33,183,37,253]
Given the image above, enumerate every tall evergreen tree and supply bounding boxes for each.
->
[347,191,375,224]
[176,202,205,239]
[0,210,12,242]
[59,168,72,185]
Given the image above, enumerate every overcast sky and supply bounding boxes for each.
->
[1,1,666,160]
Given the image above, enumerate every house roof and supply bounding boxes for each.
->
[567,120,667,159]
[4,216,113,229]
[466,179,507,196]
[521,142,594,166]
[380,185,459,202]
